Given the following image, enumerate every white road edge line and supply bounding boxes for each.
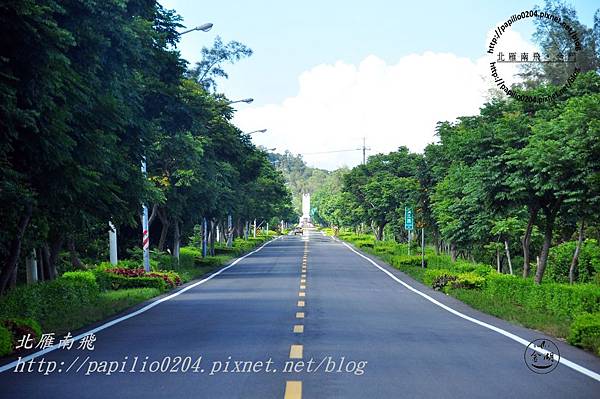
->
[341,240,600,383]
[0,237,281,373]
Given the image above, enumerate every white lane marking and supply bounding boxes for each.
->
[0,237,281,373]
[341,241,600,383]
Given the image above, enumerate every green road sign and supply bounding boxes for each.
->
[405,207,414,230]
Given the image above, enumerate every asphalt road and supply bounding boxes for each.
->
[1,229,599,398]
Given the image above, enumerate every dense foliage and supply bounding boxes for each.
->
[0,0,293,294]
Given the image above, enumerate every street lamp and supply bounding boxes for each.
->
[246,129,267,135]
[227,98,254,105]
[180,23,213,35]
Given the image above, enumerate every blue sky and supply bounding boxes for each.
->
[161,0,598,169]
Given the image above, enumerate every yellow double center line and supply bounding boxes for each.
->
[285,240,309,398]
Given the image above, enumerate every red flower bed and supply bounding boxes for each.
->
[106,268,146,278]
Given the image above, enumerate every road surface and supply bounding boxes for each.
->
[1,229,599,398]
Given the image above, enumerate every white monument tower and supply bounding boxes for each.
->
[300,193,311,226]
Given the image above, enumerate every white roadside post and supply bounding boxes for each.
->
[421,227,425,268]
[202,217,208,257]
[227,214,233,247]
[26,250,38,284]
[141,159,151,272]
[109,221,118,265]
[253,219,257,238]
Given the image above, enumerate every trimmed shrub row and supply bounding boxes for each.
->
[0,275,100,323]
[568,312,600,355]
[484,274,600,319]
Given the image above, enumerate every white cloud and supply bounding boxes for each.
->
[234,28,538,170]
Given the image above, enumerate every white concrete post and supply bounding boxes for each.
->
[109,221,118,265]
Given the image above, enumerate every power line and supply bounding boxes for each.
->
[301,138,371,162]
[302,148,362,155]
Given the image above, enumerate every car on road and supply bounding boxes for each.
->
[293,226,303,235]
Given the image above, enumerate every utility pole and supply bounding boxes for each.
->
[141,159,150,272]
[227,214,233,247]
[109,221,118,265]
[362,137,371,165]
[421,227,425,268]
[202,217,208,258]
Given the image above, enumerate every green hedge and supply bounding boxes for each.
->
[0,325,12,356]
[0,276,100,330]
[390,255,424,268]
[179,247,200,269]
[452,272,486,290]
[92,270,167,291]
[484,274,600,319]
[62,270,98,287]
[568,312,600,355]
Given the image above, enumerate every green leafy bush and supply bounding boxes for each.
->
[424,269,459,291]
[484,274,600,318]
[568,312,600,355]
[61,270,98,287]
[0,276,101,330]
[547,239,600,283]
[214,246,237,255]
[391,255,424,268]
[179,247,200,269]
[0,325,12,356]
[147,271,182,288]
[152,250,177,270]
[117,259,144,270]
[450,272,486,290]
[93,270,167,291]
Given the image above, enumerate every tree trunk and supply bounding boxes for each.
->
[68,238,83,270]
[375,222,386,241]
[522,206,538,278]
[0,204,32,294]
[157,208,170,252]
[148,204,159,227]
[504,239,513,275]
[569,220,585,284]
[173,220,181,262]
[450,244,457,262]
[496,249,501,273]
[534,207,557,285]
[37,248,45,281]
[9,264,17,289]
[40,230,63,281]
[41,246,52,281]
[209,220,216,256]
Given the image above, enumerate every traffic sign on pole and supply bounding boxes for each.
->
[404,207,414,231]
